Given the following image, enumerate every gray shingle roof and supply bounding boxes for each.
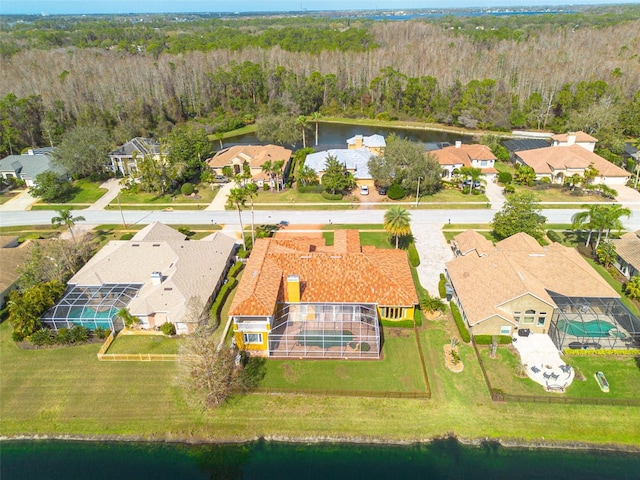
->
[305,149,374,180]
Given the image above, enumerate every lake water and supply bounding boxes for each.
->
[226,123,468,151]
[2,438,639,479]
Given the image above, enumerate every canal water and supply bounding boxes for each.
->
[2,438,639,479]
[226,122,468,151]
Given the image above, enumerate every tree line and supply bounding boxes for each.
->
[1,11,639,161]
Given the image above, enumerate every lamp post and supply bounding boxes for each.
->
[415,176,423,207]
[116,193,127,228]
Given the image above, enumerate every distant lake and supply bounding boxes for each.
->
[2,438,640,479]
[226,122,468,151]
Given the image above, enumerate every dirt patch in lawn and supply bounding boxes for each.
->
[385,328,413,338]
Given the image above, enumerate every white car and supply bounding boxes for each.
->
[360,185,369,195]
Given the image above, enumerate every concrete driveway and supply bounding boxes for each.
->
[206,182,234,211]
[484,178,506,210]
[0,190,38,211]
[411,222,453,297]
[86,178,123,210]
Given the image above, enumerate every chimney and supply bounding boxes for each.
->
[27,149,34,155]
[287,274,300,303]
[150,271,162,286]
[354,135,363,149]
[567,132,576,146]
[455,141,462,149]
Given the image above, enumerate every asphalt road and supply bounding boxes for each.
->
[2,208,639,231]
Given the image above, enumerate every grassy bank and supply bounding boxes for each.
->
[2,317,640,446]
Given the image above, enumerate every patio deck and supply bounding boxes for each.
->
[512,333,575,392]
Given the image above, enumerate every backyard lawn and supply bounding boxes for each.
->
[257,329,427,393]
[106,334,183,355]
[478,345,640,400]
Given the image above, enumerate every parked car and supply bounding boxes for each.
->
[360,185,369,195]
[462,179,482,189]
[214,175,229,183]
[377,186,388,195]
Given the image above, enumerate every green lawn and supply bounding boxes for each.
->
[322,231,391,248]
[479,345,640,400]
[253,189,352,204]
[117,182,217,205]
[258,330,426,393]
[419,188,488,203]
[0,191,18,205]
[322,224,384,230]
[106,334,183,355]
[68,180,108,203]
[507,185,615,203]
[3,319,640,444]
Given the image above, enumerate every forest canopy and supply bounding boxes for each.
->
[1,6,639,160]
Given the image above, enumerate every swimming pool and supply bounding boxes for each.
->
[557,319,616,337]
[66,306,117,329]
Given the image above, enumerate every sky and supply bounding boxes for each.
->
[1,1,638,15]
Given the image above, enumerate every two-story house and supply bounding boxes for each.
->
[431,142,498,181]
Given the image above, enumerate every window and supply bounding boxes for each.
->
[523,309,535,324]
[480,160,488,167]
[537,312,547,326]
[381,307,403,319]
[500,326,511,335]
[243,333,263,344]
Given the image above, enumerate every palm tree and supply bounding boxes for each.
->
[602,204,631,241]
[459,166,483,194]
[261,160,275,191]
[272,159,285,192]
[384,206,412,249]
[298,165,318,186]
[51,209,85,243]
[571,204,604,249]
[296,115,308,149]
[625,275,640,300]
[244,183,258,247]
[226,187,248,249]
[311,111,322,146]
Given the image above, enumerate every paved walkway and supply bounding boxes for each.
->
[86,178,122,210]
[512,333,575,392]
[411,222,453,297]
[0,190,38,211]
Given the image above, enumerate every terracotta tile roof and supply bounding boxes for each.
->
[452,230,494,257]
[446,232,619,325]
[206,145,292,170]
[551,131,598,143]
[515,145,630,178]
[229,230,418,317]
[431,144,496,167]
[612,231,640,272]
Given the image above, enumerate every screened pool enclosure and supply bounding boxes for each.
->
[547,293,640,351]
[41,283,142,331]
[268,303,381,358]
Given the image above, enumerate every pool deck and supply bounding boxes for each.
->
[512,333,575,392]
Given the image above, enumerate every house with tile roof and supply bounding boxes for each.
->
[430,142,498,181]
[42,222,236,334]
[446,231,639,350]
[228,230,418,358]
[612,230,640,280]
[206,144,292,189]
[0,148,66,187]
[347,134,386,156]
[513,132,630,186]
[551,131,598,152]
[108,137,164,176]
[304,134,386,188]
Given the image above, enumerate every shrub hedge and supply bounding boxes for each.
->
[408,242,420,267]
[547,230,562,243]
[209,261,243,328]
[450,301,471,343]
[181,182,194,196]
[160,322,176,336]
[387,183,405,200]
[321,191,343,200]
[474,335,512,345]
[297,184,324,194]
[563,348,640,356]
[438,273,447,299]
[497,171,512,184]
